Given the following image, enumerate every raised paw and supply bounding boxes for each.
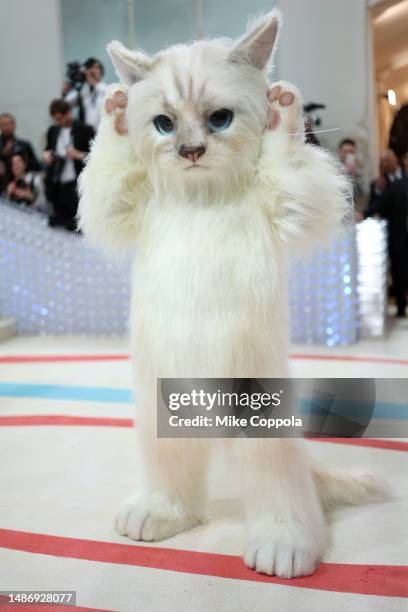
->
[115,491,201,541]
[266,81,304,139]
[104,86,128,136]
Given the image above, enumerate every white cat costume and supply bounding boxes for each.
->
[78,10,384,578]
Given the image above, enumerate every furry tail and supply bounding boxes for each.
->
[312,463,389,512]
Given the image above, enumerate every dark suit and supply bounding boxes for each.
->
[0,135,41,183]
[45,120,94,230]
[376,174,408,314]
[389,104,408,159]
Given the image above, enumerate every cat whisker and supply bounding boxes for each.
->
[233,127,341,143]
[289,127,341,136]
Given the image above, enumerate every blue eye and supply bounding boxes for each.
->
[154,115,175,135]
[208,109,234,132]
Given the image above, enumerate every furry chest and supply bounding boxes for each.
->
[132,204,283,318]
[130,207,288,377]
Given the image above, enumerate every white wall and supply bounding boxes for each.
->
[61,0,128,85]
[277,0,377,184]
[60,0,278,83]
[0,0,63,156]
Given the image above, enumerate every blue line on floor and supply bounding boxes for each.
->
[300,400,408,420]
[0,383,406,419]
[0,382,132,403]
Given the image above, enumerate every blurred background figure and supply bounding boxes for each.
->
[364,149,402,217]
[389,103,408,160]
[0,113,41,186]
[63,57,107,131]
[6,152,45,209]
[43,99,94,231]
[303,102,326,146]
[380,149,403,183]
[363,149,407,318]
[337,138,363,202]
[401,151,408,174]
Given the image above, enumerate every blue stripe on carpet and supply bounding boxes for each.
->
[0,383,406,419]
[0,382,132,403]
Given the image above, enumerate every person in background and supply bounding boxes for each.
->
[6,152,44,208]
[63,58,107,131]
[0,113,41,184]
[337,138,363,200]
[381,148,403,183]
[401,151,408,175]
[389,103,408,160]
[363,150,407,318]
[43,99,94,231]
[0,160,7,195]
[363,150,402,218]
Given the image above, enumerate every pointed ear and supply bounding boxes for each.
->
[229,9,282,72]
[107,40,151,87]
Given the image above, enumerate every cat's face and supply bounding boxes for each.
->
[108,10,280,197]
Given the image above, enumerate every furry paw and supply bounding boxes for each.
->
[266,81,304,139]
[115,491,201,541]
[243,522,323,578]
[104,85,128,135]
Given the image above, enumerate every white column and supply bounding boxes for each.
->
[0,0,64,156]
[276,0,372,184]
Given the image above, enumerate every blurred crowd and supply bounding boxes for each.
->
[0,61,407,315]
[337,120,408,317]
[0,57,105,230]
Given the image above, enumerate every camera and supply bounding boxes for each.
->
[303,102,326,146]
[303,102,326,128]
[66,61,85,90]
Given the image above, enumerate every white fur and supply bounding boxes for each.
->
[78,10,384,578]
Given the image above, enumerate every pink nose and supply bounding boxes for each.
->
[179,145,206,163]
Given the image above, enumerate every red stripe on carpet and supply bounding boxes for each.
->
[1,353,408,365]
[290,353,408,366]
[308,437,408,452]
[0,528,406,598]
[0,415,133,428]
[0,415,406,451]
[0,354,129,364]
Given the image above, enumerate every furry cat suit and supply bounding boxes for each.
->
[78,10,384,578]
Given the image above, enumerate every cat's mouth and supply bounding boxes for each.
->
[184,164,208,170]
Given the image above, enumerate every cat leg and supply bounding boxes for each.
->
[78,85,151,254]
[257,81,350,251]
[116,418,210,541]
[233,438,326,578]
[264,80,305,159]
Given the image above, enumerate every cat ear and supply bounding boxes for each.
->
[229,9,282,72]
[107,40,151,87]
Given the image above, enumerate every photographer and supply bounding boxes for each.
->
[6,152,44,208]
[44,99,94,231]
[337,138,363,200]
[63,57,107,131]
[0,113,41,185]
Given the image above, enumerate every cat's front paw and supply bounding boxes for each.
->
[266,81,304,140]
[104,85,128,136]
[115,490,201,541]
[243,521,324,578]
